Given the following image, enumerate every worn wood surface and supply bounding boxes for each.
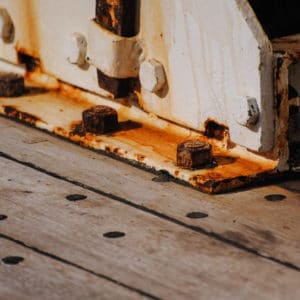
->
[0,117,299,269]
[0,155,300,299]
[0,239,144,300]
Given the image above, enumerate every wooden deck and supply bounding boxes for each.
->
[0,116,300,299]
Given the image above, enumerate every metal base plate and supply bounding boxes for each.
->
[0,80,278,193]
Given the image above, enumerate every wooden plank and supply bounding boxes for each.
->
[0,157,299,300]
[0,239,146,300]
[0,117,300,268]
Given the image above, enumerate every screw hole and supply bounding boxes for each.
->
[186,212,208,219]
[103,231,125,239]
[66,194,87,201]
[0,214,7,221]
[264,194,286,201]
[2,256,24,265]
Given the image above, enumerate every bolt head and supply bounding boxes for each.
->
[234,97,260,128]
[82,105,118,134]
[67,33,87,66]
[177,140,213,169]
[0,9,14,43]
[139,59,166,93]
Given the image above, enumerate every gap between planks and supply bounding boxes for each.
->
[0,117,299,269]
[0,156,300,299]
[0,238,149,300]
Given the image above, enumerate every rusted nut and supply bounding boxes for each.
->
[82,105,118,134]
[0,72,25,97]
[177,140,213,169]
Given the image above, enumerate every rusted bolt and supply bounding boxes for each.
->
[139,59,166,93]
[82,105,118,134]
[0,8,14,43]
[67,33,87,66]
[177,140,213,169]
[234,97,260,128]
[0,72,25,97]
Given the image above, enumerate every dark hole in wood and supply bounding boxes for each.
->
[264,194,286,201]
[186,212,208,219]
[2,256,24,265]
[66,194,87,201]
[0,215,7,221]
[103,231,125,238]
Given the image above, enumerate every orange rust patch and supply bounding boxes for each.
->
[3,105,41,125]
[113,147,121,155]
[190,156,272,189]
[54,127,68,136]
[204,119,229,141]
[135,153,145,162]
[70,121,86,137]
[115,124,187,161]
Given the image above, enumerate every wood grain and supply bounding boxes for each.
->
[0,239,146,300]
[0,155,299,299]
[0,117,299,268]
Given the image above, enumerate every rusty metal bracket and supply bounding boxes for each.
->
[87,20,143,79]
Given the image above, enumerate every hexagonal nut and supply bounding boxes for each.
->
[234,97,260,128]
[139,59,166,92]
[0,72,25,97]
[0,8,14,43]
[177,140,213,169]
[67,33,87,66]
[82,105,118,134]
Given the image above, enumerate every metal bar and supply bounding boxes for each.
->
[95,0,140,97]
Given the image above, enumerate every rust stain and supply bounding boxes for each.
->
[3,105,42,125]
[17,50,40,72]
[189,156,276,193]
[15,0,41,64]
[113,147,121,155]
[135,153,145,162]
[272,54,292,164]
[204,119,229,141]
[114,124,186,161]
[95,0,139,37]
[70,121,86,137]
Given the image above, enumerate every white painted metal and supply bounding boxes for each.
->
[0,0,275,153]
[0,8,13,42]
[139,0,274,152]
[87,19,143,78]
[139,59,166,92]
[0,0,113,98]
[233,96,260,128]
[66,33,87,66]
[0,58,25,75]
